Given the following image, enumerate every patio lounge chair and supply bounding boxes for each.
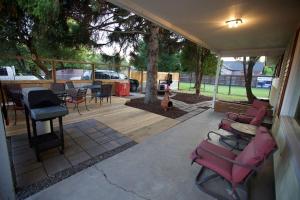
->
[226,99,269,123]
[190,127,277,200]
[217,107,267,150]
[219,106,267,133]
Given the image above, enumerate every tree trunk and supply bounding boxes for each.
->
[243,56,259,103]
[195,46,202,96]
[26,40,49,77]
[144,24,159,104]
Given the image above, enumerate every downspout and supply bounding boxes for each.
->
[212,57,222,109]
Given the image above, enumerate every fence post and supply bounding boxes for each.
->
[178,72,180,90]
[228,75,232,95]
[52,61,56,83]
[127,66,131,78]
[92,63,95,81]
[140,70,143,93]
[213,57,222,109]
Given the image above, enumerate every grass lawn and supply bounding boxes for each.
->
[178,82,270,101]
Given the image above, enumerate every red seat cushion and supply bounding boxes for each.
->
[232,131,276,184]
[191,140,236,181]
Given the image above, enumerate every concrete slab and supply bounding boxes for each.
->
[27,110,223,200]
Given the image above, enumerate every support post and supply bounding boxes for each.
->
[92,63,95,82]
[212,57,222,109]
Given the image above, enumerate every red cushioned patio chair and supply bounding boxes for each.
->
[190,128,276,200]
[218,107,267,150]
[226,99,269,123]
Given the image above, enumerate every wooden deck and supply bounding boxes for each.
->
[5,96,179,142]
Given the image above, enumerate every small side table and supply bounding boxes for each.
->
[219,122,257,151]
[231,122,257,137]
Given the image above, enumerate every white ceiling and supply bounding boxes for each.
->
[108,0,300,56]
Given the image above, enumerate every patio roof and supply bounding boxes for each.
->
[108,0,300,56]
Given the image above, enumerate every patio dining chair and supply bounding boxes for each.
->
[4,84,24,125]
[190,128,276,200]
[90,80,102,102]
[50,83,66,105]
[66,81,75,89]
[95,84,112,105]
[66,88,88,114]
[226,99,269,123]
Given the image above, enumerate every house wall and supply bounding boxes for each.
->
[272,29,300,200]
[281,35,300,116]
[0,114,15,200]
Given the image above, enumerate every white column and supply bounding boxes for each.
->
[212,57,222,109]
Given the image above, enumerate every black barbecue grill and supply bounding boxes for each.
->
[22,87,68,161]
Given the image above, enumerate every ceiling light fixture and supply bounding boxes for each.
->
[226,18,243,28]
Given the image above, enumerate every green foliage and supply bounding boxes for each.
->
[180,41,198,72]
[130,41,148,71]
[263,65,275,76]
[130,40,181,72]
[180,41,218,76]
[202,53,219,76]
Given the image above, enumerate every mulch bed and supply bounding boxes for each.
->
[171,93,212,104]
[125,98,187,119]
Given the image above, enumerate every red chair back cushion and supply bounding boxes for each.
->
[245,100,268,116]
[250,107,266,126]
[252,99,269,109]
[232,130,276,184]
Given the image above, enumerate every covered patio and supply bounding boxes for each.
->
[1,1,300,200]
[25,110,274,200]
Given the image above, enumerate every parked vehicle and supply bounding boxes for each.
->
[0,66,40,80]
[83,70,139,92]
[256,76,272,88]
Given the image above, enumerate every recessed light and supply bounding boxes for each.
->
[226,18,243,28]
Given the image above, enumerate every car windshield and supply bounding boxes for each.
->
[110,72,119,79]
[119,73,127,79]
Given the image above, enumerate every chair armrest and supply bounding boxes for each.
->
[222,118,236,123]
[207,131,224,141]
[194,143,259,171]
[237,114,253,123]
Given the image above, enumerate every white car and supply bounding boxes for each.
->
[0,66,40,80]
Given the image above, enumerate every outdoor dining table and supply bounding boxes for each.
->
[81,84,101,89]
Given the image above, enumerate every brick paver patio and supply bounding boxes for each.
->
[8,119,136,199]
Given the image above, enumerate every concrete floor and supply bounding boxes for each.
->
[26,110,275,200]
[26,109,223,200]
